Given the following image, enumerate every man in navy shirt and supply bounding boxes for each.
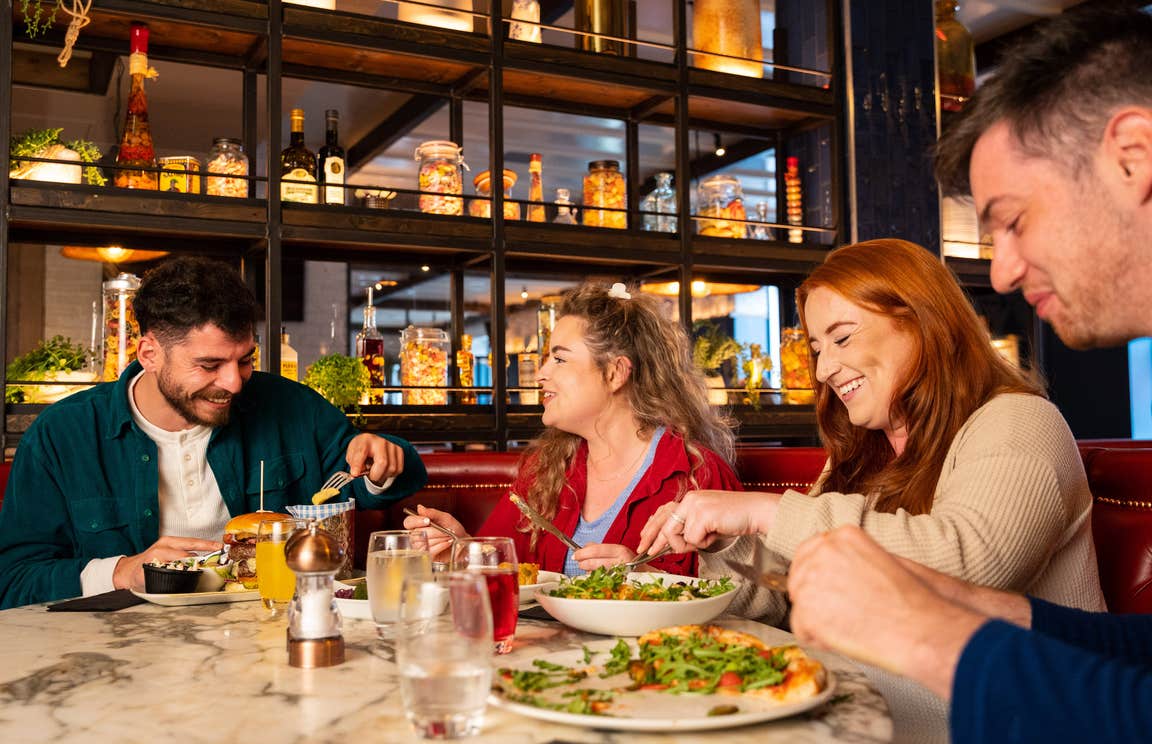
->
[786,6,1152,742]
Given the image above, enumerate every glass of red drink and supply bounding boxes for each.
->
[451,537,518,654]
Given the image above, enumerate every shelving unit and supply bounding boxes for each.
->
[3,0,845,450]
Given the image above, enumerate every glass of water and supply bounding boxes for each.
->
[397,572,494,739]
[366,530,431,638]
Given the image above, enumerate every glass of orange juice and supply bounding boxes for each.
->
[257,517,305,613]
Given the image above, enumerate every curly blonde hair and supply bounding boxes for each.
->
[518,282,736,535]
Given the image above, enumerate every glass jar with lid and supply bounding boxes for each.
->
[468,169,521,220]
[101,273,142,382]
[692,0,764,78]
[935,0,976,112]
[582,159,626,229]
[696,174,747,238]
[641,171,677,233]
[205,138,249,198]
[780,326,815,403]
[400,326,450,404]
[414,140,466,216]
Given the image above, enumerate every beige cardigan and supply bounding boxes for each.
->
[705,392,1107,623]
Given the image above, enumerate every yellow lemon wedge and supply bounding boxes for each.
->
[311,487,340,505]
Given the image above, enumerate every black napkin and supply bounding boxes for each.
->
[47,589,147,612]
[518,604,558,622]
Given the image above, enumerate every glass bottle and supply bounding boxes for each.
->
[574,0,631,56]
[934,0,976,112]
[468,169,520,220]
[101,273,141,381]
[252,333,261,372]
[537,295,560,361]
[582,160,626,229]
[553,188,577,224]
[281,109,318,204]
[750,201,773,240]
[509,0,542,43]
[780,326,814,404]
[414,140,466,216]
[641,171,677,233]
[280,328,298,381]
[400,326,450,405]
[784,156,803,243]
[692,0,764,78]
[517,352,540,404]
[456,333,477,404]
[319,109,346,206]
[114,23,158,190]
[527,153,545,222]
[206,138,249,198]
[356,288,385,404]
[696,174,747,238]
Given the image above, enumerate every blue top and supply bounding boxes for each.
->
[563,427,665,576]
[951,597,1152,743]
[0,361,428,609]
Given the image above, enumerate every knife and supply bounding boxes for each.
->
[509,493,583,552]
[723,558,790,595]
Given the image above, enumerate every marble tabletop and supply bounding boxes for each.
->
[0,598,892,743]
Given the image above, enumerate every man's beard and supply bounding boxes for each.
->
[157,368,235,427]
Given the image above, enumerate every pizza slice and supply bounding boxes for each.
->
[636,624,827,704]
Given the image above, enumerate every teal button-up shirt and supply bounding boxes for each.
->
[0,362,427,609]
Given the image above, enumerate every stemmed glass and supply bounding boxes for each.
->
[451,536,518,654]
[397,573,493,739]
[366,529,431,638]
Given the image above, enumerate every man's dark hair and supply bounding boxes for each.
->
[936,5,1152,197]
[133,256,259,344]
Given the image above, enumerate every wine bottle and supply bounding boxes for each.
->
[280,108,318,204]
[319,109,346,206]
[114,23,158,190]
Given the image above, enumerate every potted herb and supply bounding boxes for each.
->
[9,127,107,186]
[6,335,95,404]
[693,321,740,405]
[303,354,370,417]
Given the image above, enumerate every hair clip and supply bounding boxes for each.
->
[608,282,632,300]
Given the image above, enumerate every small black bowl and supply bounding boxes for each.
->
[143,564,201,594]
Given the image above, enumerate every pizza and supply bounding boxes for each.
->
[636,625,827,704]
[495,624,828,717]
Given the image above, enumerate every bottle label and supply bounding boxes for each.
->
[280,359,298,381]
[281,168,318,203]
[323,156,345,205]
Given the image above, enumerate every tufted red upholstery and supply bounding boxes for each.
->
[1083,448,1152,613]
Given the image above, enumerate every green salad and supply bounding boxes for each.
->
[546,565,734,601]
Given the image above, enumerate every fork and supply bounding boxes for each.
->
[320,469,368,492]
[402,507,460,542]
[618,545,673,571]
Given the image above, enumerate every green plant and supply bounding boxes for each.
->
[303,354,370,414]
[6,335,89,403]
[19,0,58,39]
[9,127,107,186]
[692,321,741,372]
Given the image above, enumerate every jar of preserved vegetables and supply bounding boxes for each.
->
[400,326,450,405]
[206,138,249,198]
[692,0,764,77]
[582,159,626,229]
[101,273,141,382]
[780,326,814,403]
[468,169,521,220]
[414,140,466,216]
[696,174,747,238]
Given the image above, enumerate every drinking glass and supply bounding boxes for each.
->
[257,517,305,613]
[451,536,518,654]
[367,530,431,638]
[397,573,493,739]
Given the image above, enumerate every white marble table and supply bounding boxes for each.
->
[0,598,892,743]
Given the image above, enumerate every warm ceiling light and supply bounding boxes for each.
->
[641,280,761,298]
[713,133,726,157]
[520,287,529,300]
[397,0,473,32]
[60,246,169,264]
[420,265,431,272]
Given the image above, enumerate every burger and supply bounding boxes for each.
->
[221,511,267,589]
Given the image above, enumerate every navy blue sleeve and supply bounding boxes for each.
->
[1028,597,1152,664]
[951,620,1152,743]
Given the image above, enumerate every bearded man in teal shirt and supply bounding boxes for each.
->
[0,257,427,609]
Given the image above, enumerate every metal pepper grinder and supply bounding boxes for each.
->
[284,520,345,668]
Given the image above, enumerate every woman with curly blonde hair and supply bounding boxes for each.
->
[406,281,740,575]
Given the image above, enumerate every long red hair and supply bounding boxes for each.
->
[796,239,1043,515]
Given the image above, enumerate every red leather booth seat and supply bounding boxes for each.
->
[1083,448,1152,614]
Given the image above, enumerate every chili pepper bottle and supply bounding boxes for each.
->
[114,23,158,190]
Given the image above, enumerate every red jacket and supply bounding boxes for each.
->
[478,432,742,576]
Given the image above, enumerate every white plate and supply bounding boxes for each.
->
[130,588,260,606]
[334,581,374,620]
[490,639,835,732]
[535,572,736,635]
[519,571,565,605]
